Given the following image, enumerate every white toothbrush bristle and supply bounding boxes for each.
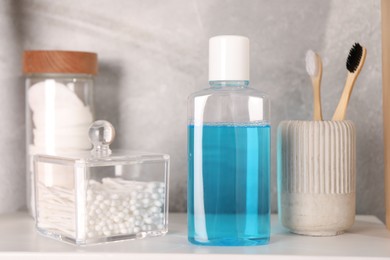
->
[305,50,319,77]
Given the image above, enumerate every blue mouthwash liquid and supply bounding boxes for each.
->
[188,123,270,246]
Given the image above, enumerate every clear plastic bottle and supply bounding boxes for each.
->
[187,35,270,246]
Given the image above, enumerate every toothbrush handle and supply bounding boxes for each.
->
[332,73,357,121]
[312,76,323,121]
[312,54,323,121]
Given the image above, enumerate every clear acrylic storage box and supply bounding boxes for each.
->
[34,121,170,245]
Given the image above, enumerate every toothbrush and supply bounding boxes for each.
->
[332,43,367,121]
[306,50,323,121]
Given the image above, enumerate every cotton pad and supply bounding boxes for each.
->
[29,80,93,150]
[32,106,93,128]
[28,81,85,112]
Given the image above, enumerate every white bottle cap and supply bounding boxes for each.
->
[209,35,249,81]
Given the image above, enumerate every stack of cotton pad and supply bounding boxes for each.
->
[28,80,93,152]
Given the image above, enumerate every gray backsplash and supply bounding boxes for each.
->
[0,0,384,221]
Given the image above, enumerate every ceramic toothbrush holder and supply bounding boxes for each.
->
[277,120,356,236]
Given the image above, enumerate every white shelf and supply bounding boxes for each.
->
[0,213,389,259]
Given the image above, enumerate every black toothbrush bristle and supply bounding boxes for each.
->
[346,43,363,73]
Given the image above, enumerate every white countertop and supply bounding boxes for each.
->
[0,213,389,259]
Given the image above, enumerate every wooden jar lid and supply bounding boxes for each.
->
[23,50,98,75]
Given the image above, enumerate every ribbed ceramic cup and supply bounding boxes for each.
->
[277,120,356,236]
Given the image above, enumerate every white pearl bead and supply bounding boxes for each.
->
[154,200,163,207]
[111,200,119,206]
[147,182,157,189]
[157,224,164,230]
[81,179,167,240]
[144,217,153,224]
[110,194,119,200]
[133,227,140,233]
[114,227,119,234]
[151,193,160,200]
[142,198,151,205]
[149,206,161,213]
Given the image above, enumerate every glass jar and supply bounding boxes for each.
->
[187,36,271,246]
[23,51,98,217]
[34,121,170,245]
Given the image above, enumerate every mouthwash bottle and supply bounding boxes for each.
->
[187,35,270,246]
